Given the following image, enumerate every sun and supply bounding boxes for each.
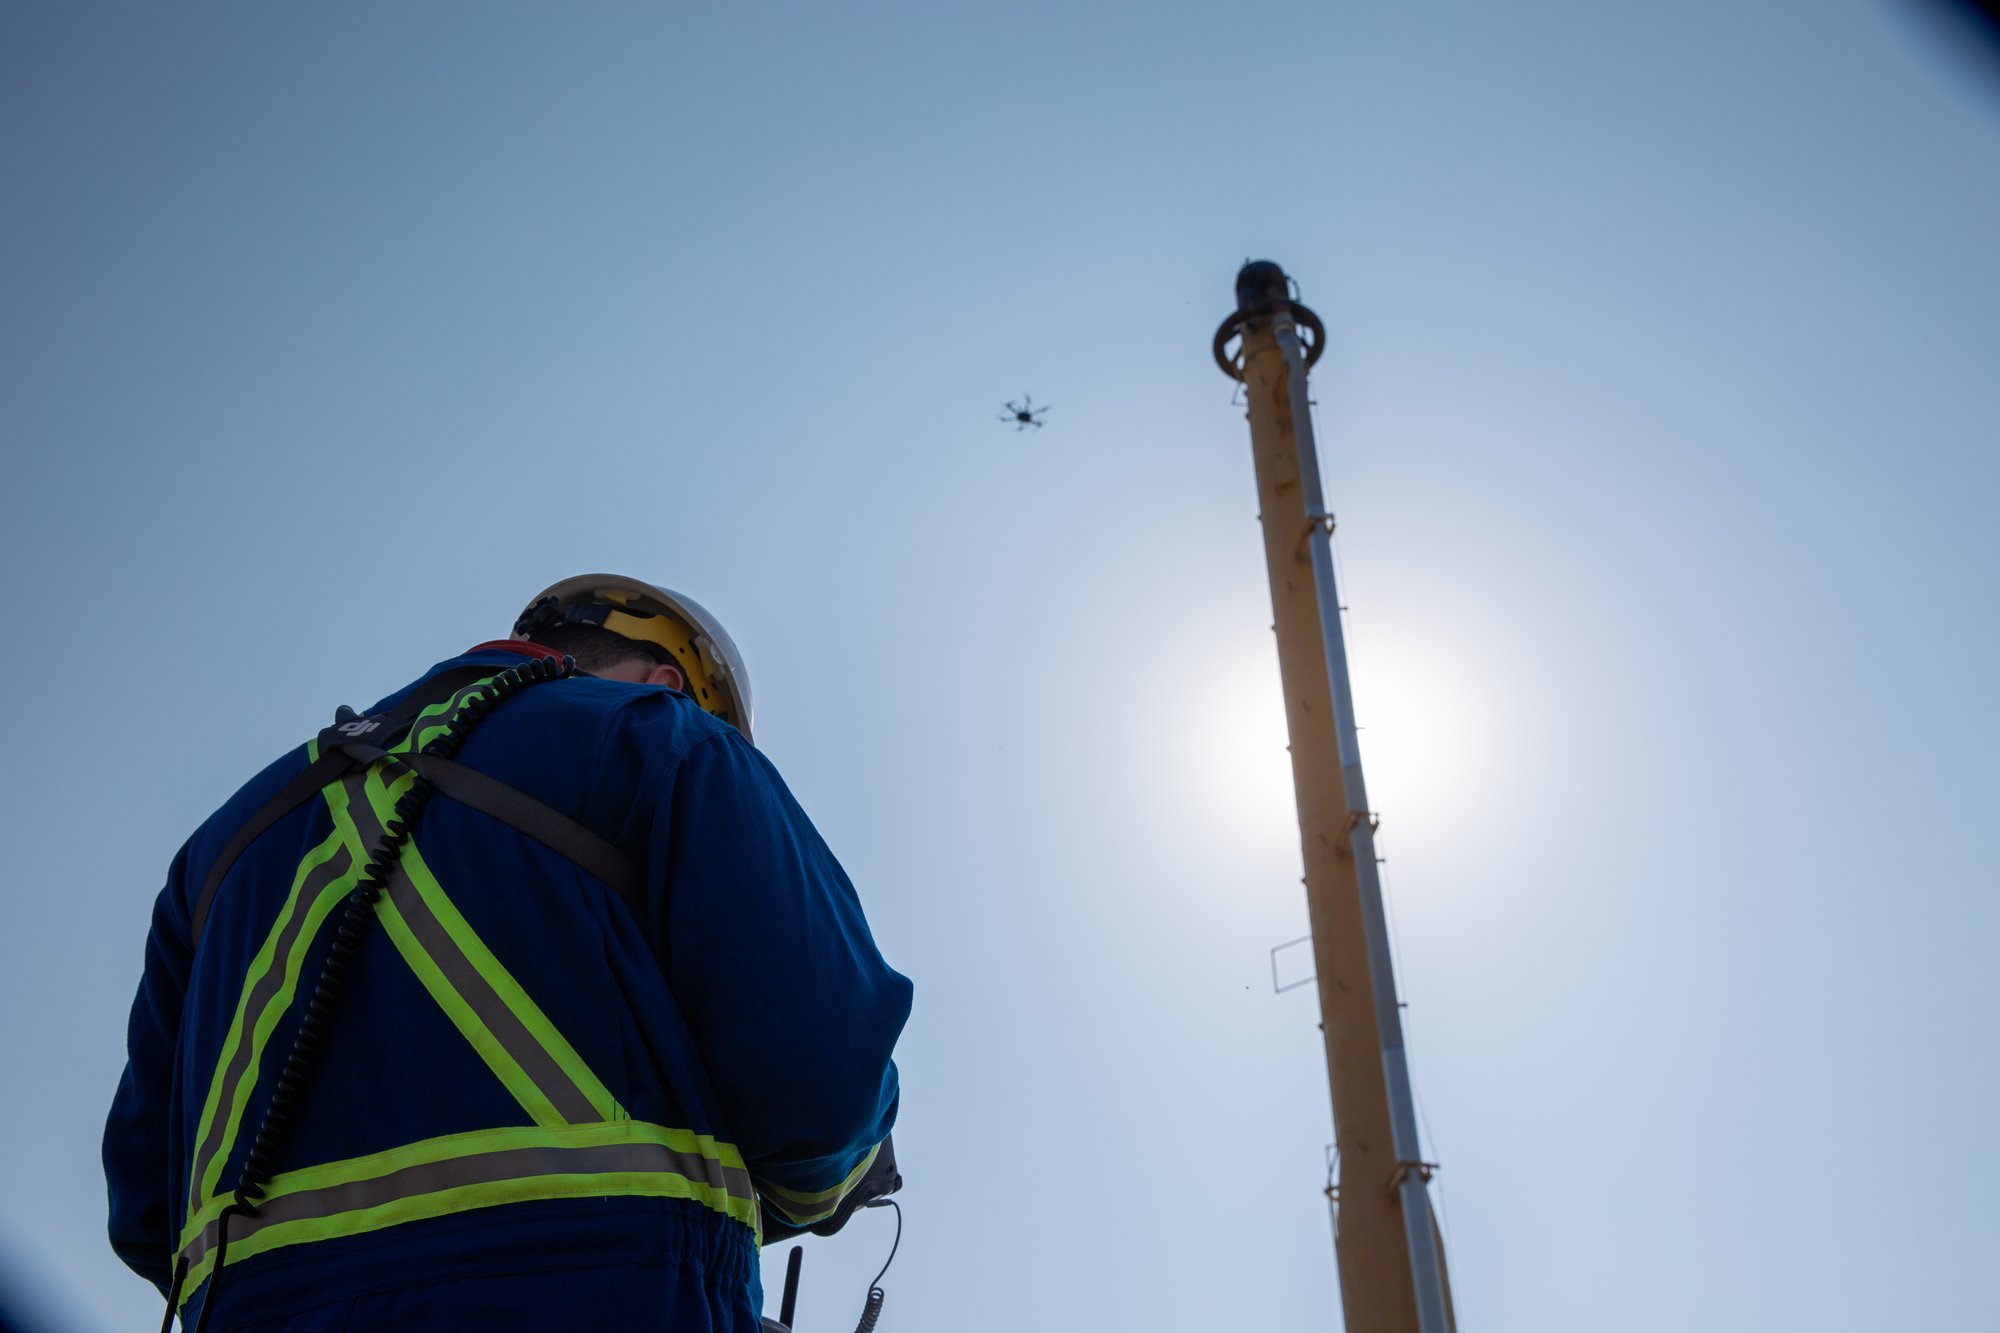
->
[1158,617,1509,863]
[1153,641,1302,843]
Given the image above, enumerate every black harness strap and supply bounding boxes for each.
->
[191,750,354,945]
[398,753,644,910]
[187,665,646,947]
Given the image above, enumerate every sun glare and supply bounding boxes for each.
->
[1159,619,1508,859]
[1343,620,1506,838]
[1161,644,1301,840]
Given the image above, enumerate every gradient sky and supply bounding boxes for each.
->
[3,4,1997,1331]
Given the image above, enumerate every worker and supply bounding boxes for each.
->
[103,575,912,1331]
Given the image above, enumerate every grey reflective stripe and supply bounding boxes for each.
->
[186,842,358,1215]
[179,1139,758,1270]
[389,861,604,1122]
[342,775,604,1125]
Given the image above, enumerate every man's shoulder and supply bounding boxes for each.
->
[405,650,748,777]
[529,675,744,771]
[179,736,315,907]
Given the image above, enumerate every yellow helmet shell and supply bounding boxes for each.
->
[517,574,753,740]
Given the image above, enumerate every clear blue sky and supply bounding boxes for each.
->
[3,3,1997,1330]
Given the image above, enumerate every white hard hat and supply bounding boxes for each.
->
[515,574,753,740]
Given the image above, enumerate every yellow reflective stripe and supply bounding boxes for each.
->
[376,889,568,1123]
[179,1119,748,1249]
[177,1121,754,1298]
[187,833,352,1213]
[314,768,620,1128]
[358,765,626,1124]
[395,679,499,756]
[182,1174,735,1296]
[186,676,489,1218]
[180,672,644,1272]
[186,739,363,1218]
[396,677,503,756]
[758,1142,882,1225]
[315,770,553,1114]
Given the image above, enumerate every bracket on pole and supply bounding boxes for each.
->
[1271,934,1317,994]
[1333,809,1381,861]
[1296,512,1336,563]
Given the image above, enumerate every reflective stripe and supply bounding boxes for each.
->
[186,837,356,1214]
[321,765,624,1126]
[758,1142,882,1226]
[401,677,506,755]
[176,1121,755,1298]
[180,671,658,1286]
[362,761,625,1123]
[186,741,363,1215]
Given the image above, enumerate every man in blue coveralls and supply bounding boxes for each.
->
[104,574,911,1331]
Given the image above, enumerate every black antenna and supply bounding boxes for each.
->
[779,1245,804,1329]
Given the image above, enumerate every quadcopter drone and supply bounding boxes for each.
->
[999,395,1049,431]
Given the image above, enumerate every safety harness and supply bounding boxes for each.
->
[165,657,757,1333]
[190,663,641,947]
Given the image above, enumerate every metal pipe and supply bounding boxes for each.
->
[1219,261,1454,1333]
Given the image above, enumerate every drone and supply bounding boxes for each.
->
[998,395,1050,431]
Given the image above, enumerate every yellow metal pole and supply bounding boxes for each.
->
[1216,262,1454,1333]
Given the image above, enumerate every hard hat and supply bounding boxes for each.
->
[514,574,753,739]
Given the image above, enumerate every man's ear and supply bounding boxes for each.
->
[646,662,686,691]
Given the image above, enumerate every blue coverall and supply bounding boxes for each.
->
[104,644,912,1330]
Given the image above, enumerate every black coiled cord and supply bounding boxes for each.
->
[169,655,572,1333]
[850,1199,901,1333]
